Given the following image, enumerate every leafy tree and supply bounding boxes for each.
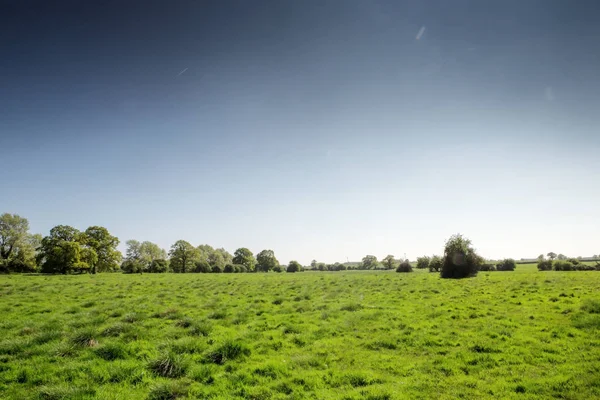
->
[194,260,211,273]
[197,244,215,264]
[207,251,225,270]
[317,262,326,271]
[125,240,166,272]
[0,213,29,261]
[232,248,256,272]
[557,254,567,260]
[273,265,283,273]
[547,252,557,260]
[416,256,430,269]
[211,264,223,273]
[287,260,302,273]
[121,258,144,274]
[361,255,378,270]
[382,255,395,270]
[537,254,545,261]
[215,248,233,265]
[140,241,167,263]
[223,264,234,273]
[169,240,198,273]
[496,258,516,271]
[256,249,279,272]
[310,260,317,269]
[84,226,121,273]
[537,259,553,271]
[148,259,169,273]
[440,234,482,279]
[38,225,94,274]
[429,255,443,272]
[396,260,413,273]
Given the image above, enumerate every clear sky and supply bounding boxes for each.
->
[1,0,599,264]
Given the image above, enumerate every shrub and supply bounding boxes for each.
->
[537,260,553,271]
[395,260,413,273]
[223,264,234,273]
[205,340,250,364]
[496,258,516,271]
[121,259,143,274]
[416,256,430,269]
[287,261,302,273]
[429,256,442,272]
[148,259,169,273]
[480,264,496,271]
[440,234,482,279]
[273,265,283,273]
[568,258,580,265]
[234,264,246,273]
[194,261,211,273]
[210,264,223,273]
[554,260,574,271]
[148,351,189,378]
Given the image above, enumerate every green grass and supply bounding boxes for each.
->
[1,266,600,399]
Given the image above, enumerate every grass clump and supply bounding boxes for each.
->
[148,351,189,378]
[94,342,127,360]
[205,340,250,364]
[148,380,190,400]
[69,328,98,347]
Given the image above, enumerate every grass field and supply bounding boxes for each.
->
[1,266,600,399]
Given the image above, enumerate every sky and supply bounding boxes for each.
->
[1,0,599,264]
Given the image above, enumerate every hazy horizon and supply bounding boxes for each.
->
[2,0,599,264]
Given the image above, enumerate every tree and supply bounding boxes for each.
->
[361,255,378,270]
[140,241,167,263]
[215,248,233,265]
[537,254,545,261]
[547,252,557,260]
[287,260,302,273]
[557,254,567,261]
[382,255,395,270]
[223,264,235,273]
[38,225,93,274]
[416,256,430,269]
[0,213,29,261]
[256,250,279,272]
[194,260,211,273]
[429,255,443,272]
[169,240,198,273]
[84,226,121,273]
[125,240,166,272]
[121,258,143,274]
[440,234,483,279]
[148,259,169,273]
[310,260,317,269]
[232,248,256,272]
[197,244,215,264]
[537,259,553,271]
[496,258,516,271]
[207,251,225,270]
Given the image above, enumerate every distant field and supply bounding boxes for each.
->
[1,268,599,399]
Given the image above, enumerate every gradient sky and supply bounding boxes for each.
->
[2,0,599,264]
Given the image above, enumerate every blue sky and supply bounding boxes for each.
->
[1,0,599,264]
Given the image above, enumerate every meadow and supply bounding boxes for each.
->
[1,266,599,400]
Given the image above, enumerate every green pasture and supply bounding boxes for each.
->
[1,269,599,399]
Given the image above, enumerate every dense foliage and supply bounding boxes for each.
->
[440,234,483,279]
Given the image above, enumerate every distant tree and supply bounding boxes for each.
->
[121,258,144,274]
[361,255,378,270]
[196,244,215,264]
[194,260,211,273]
[256,249,279,272]
[216,248,233,265]
[169,240,198,273]
[557,254,567,261]
[568,258,580,265]
[416,256,430,269]
[429,255,443,272]
[273,265,283,273]
[233,248,256,272]
[547,252,557,260]
[537,259,553,271]
[440,234,482,279]
[207,251,225,270]
[0,213,29,261]
[84,226,121,273]
[317,262,326,271]
[211,264,223,273]
[287,260,302,273]
[396,260,413,273]
[310,260,317,269]
[553,260,574,271]
[38,225,94,274]
[537,254,545,261]
[382,255,395,270]
[496,258,516,271]
[148,259,169,273]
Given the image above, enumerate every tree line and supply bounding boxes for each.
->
[1,213,598,277]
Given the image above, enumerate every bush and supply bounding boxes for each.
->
[121,259,143,274]
[440,234,482,279]
[395,260,413,273]
[553,260,574,271]
[568,258,580,265]
[429,256,442,272]
[416,256,430,269]
[148,259,169,273]
[287,261,302,273]
[537,260,553,271]
[273,265,283,273]
[234,264,246,273]
[496,258,516,271]
[480,264,496,271]
[210,264,223,273]
[194,261,211,273]
[223,264,234,273]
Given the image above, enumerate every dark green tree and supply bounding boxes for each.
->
[232,248,256,272]
[256,249,279,272]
